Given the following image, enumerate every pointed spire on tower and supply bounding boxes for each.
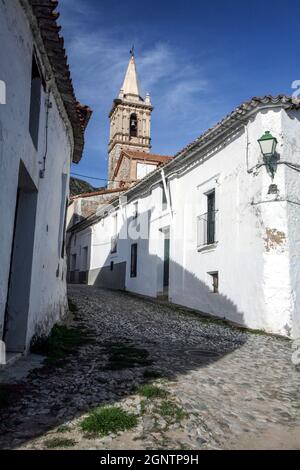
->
[121,51,141,98]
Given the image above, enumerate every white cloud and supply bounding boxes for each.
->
[59,1,219,170]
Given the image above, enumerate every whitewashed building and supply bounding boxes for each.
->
[0,0,91,354]
[69,94,300,339]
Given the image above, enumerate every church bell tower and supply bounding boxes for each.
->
[108,53,153,188]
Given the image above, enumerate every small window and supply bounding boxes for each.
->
[207,190,216,245]
[130,113,138,137]
[209,272,219,294]
[29,54,43,149]
[110,261,114,271]
[130,243,138,278]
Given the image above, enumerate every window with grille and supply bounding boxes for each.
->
[197,190,218,248]
[207,190,216,245]
[130,243,138,278]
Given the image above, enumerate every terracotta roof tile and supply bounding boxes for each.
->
[28,0,92,163]
[123,150,173,164]
[71,187,127,200]
[113,150,173,180]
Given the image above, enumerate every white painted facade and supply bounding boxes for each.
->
[70,99,300,338]
[0,0,87,353]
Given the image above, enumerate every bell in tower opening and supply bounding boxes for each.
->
[130,113,138,138]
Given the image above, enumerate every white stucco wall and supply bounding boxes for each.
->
[71,104,300,338]
[169,109,291,336]
[282,109,300,338]
[0,0,72,351]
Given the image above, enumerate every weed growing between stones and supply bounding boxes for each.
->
[30,324,92,364]
[44,437,76,449]
[140,400,147,416]
[158,400,189,423]
[80,406,138,437]
[136,384,169,399]
[57,425,71,434]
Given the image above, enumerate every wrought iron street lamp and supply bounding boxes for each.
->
[258,131,278,179]
[258,131,278,157]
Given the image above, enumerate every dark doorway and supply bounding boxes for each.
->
[163,229,170,291]
[3,161,38,353]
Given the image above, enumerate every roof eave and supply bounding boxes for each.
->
[24,0,92,164]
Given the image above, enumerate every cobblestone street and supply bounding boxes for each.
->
[0,285,299,450]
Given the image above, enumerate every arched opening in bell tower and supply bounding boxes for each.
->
[130,113,138,138]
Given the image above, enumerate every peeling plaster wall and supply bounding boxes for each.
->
[170,108,296,336]
[282,109,300,338]
[0,0,72,351]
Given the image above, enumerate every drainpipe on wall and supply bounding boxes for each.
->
[39,89,52,179]
[161,169,173,221]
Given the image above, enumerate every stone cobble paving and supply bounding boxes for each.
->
[0,285,299,450]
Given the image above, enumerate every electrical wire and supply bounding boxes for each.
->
[70,172,137,185]
[70,172,108,182]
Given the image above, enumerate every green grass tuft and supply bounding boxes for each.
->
[44,437,76,449]
[140,399,147,415]
[57,425,71,434]
[136,384,169,399]
[31,324,91,364]
[159,400,189,422]
[80,406,138,436]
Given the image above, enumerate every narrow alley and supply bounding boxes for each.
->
[0,286,299,450]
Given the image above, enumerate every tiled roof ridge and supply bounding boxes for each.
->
[123,150,173,161]
[28,0,92,162]
[71,187,127,200]
[175,94,300,158]
[112,149,173,179]
[68,94,300,233]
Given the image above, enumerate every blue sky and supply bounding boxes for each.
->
[59,0,300,187]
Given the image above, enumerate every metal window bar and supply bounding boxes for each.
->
[197,211,218,248]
